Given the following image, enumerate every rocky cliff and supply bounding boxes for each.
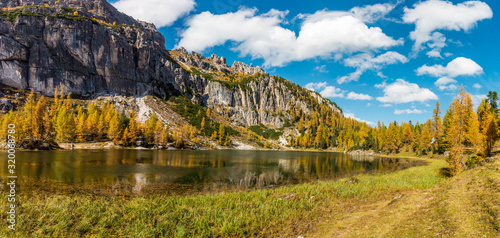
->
[0,0,341,129]
[0,0,183,97]
[170,48,341,128]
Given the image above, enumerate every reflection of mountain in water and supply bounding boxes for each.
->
[0,150,423,193]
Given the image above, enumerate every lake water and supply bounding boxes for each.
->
[0,150,421,194]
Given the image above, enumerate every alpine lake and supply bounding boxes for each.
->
[0,149,425,196]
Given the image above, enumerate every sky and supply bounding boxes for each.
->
[108,0,500,126]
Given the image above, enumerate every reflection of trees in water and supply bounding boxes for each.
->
[2,150,417,194]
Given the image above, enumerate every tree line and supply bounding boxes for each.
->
[0,88,206,149]
[286,87,498,175]
[1,86,498,176]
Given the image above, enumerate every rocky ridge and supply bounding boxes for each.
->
[170,48,341,128]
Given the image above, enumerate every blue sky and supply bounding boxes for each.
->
[109,0,499,125]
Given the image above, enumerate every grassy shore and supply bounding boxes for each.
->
[0,156,451,237]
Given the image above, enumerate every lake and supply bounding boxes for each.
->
[0,150,422,195]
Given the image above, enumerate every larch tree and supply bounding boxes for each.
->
[34,95,50,141]
[22,91,36,143]
[432,102,442,153]
[108,113,122,144]
[467,105,481,154]
[55,106,75,142]
[441,108,453,151]
[419,119,432,154]
[478,99,498,156]
[0,111,15,143]
[384,122,400,154]
[402,122,413,150]
[447,86,470,175]
[121,127,132,146]
[75,105,87,142]
[126,110,138,144]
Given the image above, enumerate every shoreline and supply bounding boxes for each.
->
[8,141,426,159]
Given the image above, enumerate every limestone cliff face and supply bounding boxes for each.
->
[0,0,341,129]
[172,49,341,128]
[0,0,185,97]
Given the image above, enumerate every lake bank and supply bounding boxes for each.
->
[0,155,451,237]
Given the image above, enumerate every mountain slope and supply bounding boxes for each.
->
[0,0,353,149]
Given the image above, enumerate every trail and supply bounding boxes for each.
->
[307,156,500,237]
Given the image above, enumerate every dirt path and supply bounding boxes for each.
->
[307,157,500,237]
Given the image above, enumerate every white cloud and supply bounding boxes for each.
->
[425,32,447,58]
[338,51,408,84]
[434,77,458,91]
[381,103,393,107]
[403,0,492,55]
[444,52,453,57]
[177,5,403,67]
[416,57,483,78]
[394,108,425,115]
[473,83,482,89]
[320,86,345,98]
[314,65,329,73]
[377,79,438,103]
[113,0,195,28]
[349,3,396,23]
[305,82,327,91]
[344,112,376,126]
[346,92,373,100]
[305,82,373,101]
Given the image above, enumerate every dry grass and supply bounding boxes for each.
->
[307,156,500,238]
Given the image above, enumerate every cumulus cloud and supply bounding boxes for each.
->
[305,82,372,101]
[403,0,492,55]
[394,108,425,115]
[426,32,447,58]
[349,3,396,23]
[416,57,483,77]
[113,0,195,28]
[305,82,328,91]
[346,92,373,100]
[344,112,376,126]
[417,57,483,90]
[320,86,345,98]
[338,51,408,84]
[376,79,438,103]
[434,77,458,91]
[177,5,402,67]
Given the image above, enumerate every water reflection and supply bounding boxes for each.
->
[0,150,420,193]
